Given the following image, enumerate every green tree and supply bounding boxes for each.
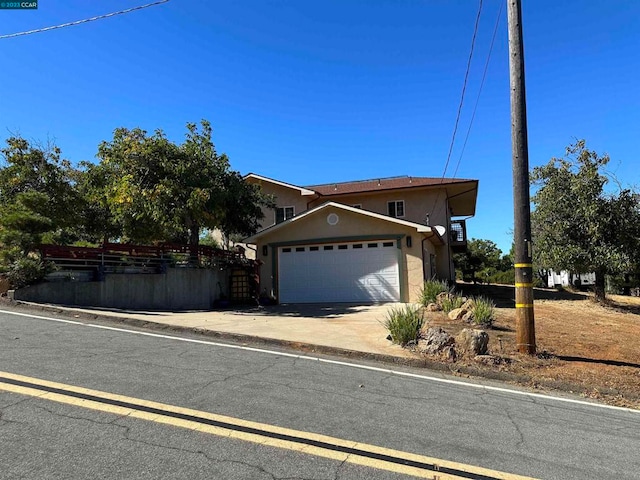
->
[454,238,504,281]
[92,120,272,255]
[0,137,79,285]
[531,140,640,302]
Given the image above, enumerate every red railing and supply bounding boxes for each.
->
[39,242,253,274]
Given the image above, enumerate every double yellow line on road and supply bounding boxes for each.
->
[0,371,537,480]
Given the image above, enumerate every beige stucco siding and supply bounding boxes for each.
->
[307,188,451,238]
[246,178,313,230]
[253,205,432,303]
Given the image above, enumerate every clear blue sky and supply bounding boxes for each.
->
[1,1,638,254]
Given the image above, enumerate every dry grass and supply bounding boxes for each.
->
[425,284,640,409]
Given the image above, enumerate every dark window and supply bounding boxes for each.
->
[382,241,394,247]
[387,200,405,218]
[295,247,305,252]
[310,246,319,251]
[282,248,292,253]
[324,245,334,250]
[367,243,378,248]
[338,245,348,250]
[275,206,295,224]
[353,244,363,249]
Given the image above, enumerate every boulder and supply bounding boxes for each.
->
[455,328,489,356]
[417,327,455,355]
[462,311,475,323]
[425,302,442,312]
[460,298,475,311]
[447,308,467,321]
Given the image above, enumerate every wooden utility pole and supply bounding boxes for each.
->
[507,0,536,354]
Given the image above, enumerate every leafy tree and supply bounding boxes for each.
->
[454,238,504,281]
[531,140,640,302]
[0,136,78,233]
[91,120,273,256]
[0,137,80,285]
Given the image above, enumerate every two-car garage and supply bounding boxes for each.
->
[244,202,437,304]
[277,240,401,303]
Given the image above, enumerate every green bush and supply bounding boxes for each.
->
[488,269,515,285]
[472,296,495,327]
[6,256,49,289]
[419,279,449,306]
[440,293,465,313]
[383,305,425,346]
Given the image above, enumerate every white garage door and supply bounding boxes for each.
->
[278,240,400,303]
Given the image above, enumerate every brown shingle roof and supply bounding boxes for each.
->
[306,176,475,196]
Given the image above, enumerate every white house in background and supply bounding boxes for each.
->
[547,271,596,288]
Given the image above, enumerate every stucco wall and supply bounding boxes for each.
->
[254,205,433,303]
[307,188,451,236]
[13,268,228,311]
[247,179,314,230]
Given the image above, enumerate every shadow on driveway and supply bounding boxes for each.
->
[229,303,397,318]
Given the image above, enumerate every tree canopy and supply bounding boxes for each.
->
[87,120,273,247]
[0,120,274,285]
[531,140,640,300]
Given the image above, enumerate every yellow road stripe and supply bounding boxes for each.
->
[514,263,532,268]
[514,283,533,288]
[515,303,534,308]
[0,371,537,480]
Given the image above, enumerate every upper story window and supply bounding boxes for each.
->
[387,200,405,218]
[275,206,295,224]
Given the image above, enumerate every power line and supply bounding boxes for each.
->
[0,0,170,40]
[439,0,483,181]
[429,0,483,234]
[452,1,503,178]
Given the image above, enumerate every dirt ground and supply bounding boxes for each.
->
[427,283,640,408]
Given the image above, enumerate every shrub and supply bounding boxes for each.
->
[383,305,425,346]
[6,256,49,289]
[472,296,495,327]
[419,279,449,306]
[440,293,465,313]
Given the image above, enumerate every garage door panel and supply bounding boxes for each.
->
[278,241,400,303]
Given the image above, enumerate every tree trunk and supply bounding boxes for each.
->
[593,269,606,303]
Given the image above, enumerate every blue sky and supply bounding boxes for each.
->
[1,0,638,254]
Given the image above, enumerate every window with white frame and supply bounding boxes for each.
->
[387,200,405,218]
[275,206,295,224]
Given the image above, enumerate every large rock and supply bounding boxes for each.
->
[447,308,468,321]
[425,302,442,312]
[462,311,475,323]
[417,327,455,355]
[455,328,489,356]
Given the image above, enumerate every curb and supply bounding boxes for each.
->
[2,299,637,407]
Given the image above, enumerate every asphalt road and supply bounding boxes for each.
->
[0,308,638,480]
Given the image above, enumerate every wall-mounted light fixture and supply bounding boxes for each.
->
[262,245,268,256]
[406,236,412,248]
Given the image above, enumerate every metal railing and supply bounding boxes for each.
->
[39,242,254,276]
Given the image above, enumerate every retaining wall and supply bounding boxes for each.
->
[12,268,228,310]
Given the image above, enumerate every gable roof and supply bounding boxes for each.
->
[244,173,316,196]
[243,201,435,244]
[306,176,475,196]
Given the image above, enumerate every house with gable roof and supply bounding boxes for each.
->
[243,173,478,304]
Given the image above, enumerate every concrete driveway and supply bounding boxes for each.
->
[37,302,414,358]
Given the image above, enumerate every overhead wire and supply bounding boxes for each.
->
[0,0,170,40]
[452,0,503,178]
[429,0,483,225]
[438,0,484,182]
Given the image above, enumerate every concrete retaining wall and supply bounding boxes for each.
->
[13,268,228,310]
